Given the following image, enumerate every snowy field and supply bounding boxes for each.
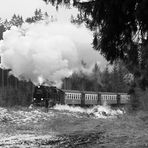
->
[0,105,148,147]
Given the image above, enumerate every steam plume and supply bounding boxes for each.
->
[0,21,107,86]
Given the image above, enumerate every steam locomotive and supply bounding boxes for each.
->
[32,85,64,107]
[32,85,130,107]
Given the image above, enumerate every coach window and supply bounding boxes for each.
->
[72,94,73,99]
[77,94,79,100]
[71,94,73,99]
[69,94,71,99]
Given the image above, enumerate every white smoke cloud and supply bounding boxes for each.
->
[0,21,107,86]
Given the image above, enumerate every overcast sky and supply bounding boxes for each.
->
[0,0,47,19]
[0,0,78,21]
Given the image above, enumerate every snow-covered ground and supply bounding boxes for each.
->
[53,104,124,118]
[0,107,55,124]
[0,105,124,125]
[0,105,148,147]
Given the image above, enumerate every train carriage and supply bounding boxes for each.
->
[119,93,130,104]
[64,90,81,105]
[100,93,117,105]
[84,92,98,106]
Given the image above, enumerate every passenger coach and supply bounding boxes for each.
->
[63,90,130,106]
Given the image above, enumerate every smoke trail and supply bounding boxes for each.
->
[0,21,107,86]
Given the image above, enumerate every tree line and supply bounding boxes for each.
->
[62,60,129,93]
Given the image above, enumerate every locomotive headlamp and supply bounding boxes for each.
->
[41,98,43,101]
[34,98,36,100]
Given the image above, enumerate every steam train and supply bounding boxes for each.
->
[32,85,64,107]
[32,85,130,107]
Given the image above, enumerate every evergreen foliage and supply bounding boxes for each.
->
[26,9,43,23]
[62,63,128,93]
[10,14,24,27]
